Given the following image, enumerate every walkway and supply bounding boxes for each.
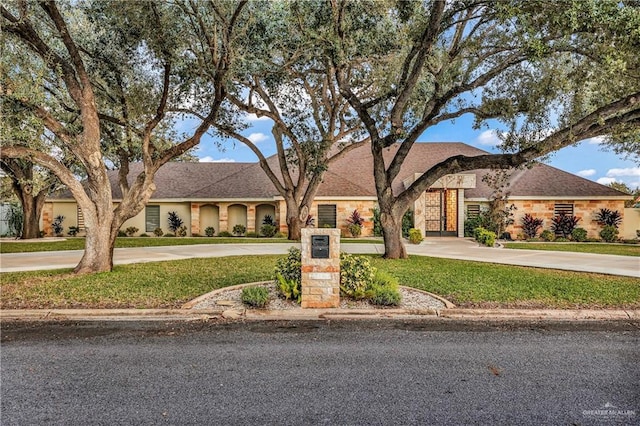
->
[1,239,638,277]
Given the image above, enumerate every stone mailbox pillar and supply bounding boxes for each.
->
[300,228,340,308]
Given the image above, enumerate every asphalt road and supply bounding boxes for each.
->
[2,320,639,425]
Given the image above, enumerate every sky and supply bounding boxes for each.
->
[190,113,640,191]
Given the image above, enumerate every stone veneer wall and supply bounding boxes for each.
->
[278,200,378,236]
[507,199,626,239]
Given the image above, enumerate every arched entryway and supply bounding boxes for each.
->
[256,204,276,227]
[199,204,219,235]
[228,204,247,233]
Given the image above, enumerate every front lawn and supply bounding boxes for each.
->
[2,255,638,310]
[503,242,640,257]
[0,236,382,254]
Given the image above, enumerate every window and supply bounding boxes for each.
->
[554,203,574,216]
[145,205,160,232]
[317,204,337,228]
[466,204,480,219]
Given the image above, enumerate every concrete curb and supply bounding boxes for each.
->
[2,308,638,322]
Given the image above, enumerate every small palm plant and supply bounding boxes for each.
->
[346,209,364,237]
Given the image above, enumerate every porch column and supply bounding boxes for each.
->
[457,189,465,237]
[277,201,287,233]
[219,203,229,233]
[413,193,426,237]
[42,202,53,236]
[247,204,256,233]
[190,203,200,236]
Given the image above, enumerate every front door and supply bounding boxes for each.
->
[424,189,458,237]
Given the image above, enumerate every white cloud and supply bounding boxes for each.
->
[199,156,236,163]
[246,113,271,122]
[247,132,269,144]
[476,130,501,146]
[596,177,616,185]
[576,169,596,177]
[585,136,605,145]
[606,167,640,177]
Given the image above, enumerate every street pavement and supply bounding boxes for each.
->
[2,320,639,425]
[1,238,639,277]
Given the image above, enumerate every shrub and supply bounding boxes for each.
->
[218,231,232,237]
[408,228,423,244]
[262,215,276,226]
[521,214,543,239]
[205,226,215,237]
[153,227,164,237]
[117,230,127,237]
[555,237,570,242]
[167,211,184,233]
[274,232,287,238]
[139,233,150,237]
[340,253,375,299]
[241,286,270,308]
[571,227,588,242]
[368,271,401,306]
[274,247,302,286]
[347,224,362,238]
[473,227,496,247]
[370,207,383,237]
[600,225,619,243]
[176,225,188,237]
[260,224,277,237]
[540,229,555,242]
[594,208,622,228]
[232,224,246,236]
[402,210,414,238]
[164,233,175,237]
[4,203,23,237]
[246,231,259,238]
[464,213,490,238]
[68,226,80,237]
[305,215,315,227]
[551,213,580,239]
[276,273,301,303]
[125,226,139,237]
[346,210,364,237]
[52,215,65,236]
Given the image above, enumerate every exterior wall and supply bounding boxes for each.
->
[227,204,248,231]
[309,199,378,237]
[623,208,640,240]
[506,199,626,239]
[41,201,79,236]
[122,202,192,236]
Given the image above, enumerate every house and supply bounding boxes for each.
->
[42,142,632,239]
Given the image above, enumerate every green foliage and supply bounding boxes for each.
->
[164,233,175,238]
[551,214,580,238]
[52,215,65,236]
[176,225,187,237]
[274,232,287,238]
[218,231,232,237]
[474,227,496,247]
[68,226,80,237]
[153,227,164,237]
[402,210,414,238]
[408,228,423,244]
[125,226,139,237]
[521,214,544,239]
[139,233,149,237]
[167,212,184,233]
[347,224,362,237]
[205,226,215,237]
[368,271,401,306]
[555,237,570,242]
[571,227,588,242]
[4,203,23,237]
[371,207,383,237]
[600,225,619,243]
[464,213,491,237]
[340,253,376,299]
[540,229,555,242]
[262,215,276,226]
[276,273,301,303]
[232,224,246,236]
[594,208,622,228]
[260,224,277,237]
[241,286,270,308]
[274,247,302,286]
[117,230,127,237]
[246,231,259,238]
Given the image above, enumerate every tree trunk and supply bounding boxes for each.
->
[20,195,42,239]
[285,199,304,240]
[74,221,118,274]
[380,205,407,259]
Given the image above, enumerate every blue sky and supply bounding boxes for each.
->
[192,113,640,190]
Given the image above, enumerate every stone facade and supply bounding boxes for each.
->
[300,228,341,308]
[506,199,626,239]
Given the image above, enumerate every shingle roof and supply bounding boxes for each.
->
[53,142,627,200]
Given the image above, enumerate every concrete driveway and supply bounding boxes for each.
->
[1,238,638,277]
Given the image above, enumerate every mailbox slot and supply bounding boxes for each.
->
[311,235,330,259]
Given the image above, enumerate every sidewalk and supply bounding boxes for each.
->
[1,239,639,277]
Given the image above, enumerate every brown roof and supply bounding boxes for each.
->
[53,143,627,200]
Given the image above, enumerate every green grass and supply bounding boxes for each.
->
[0,236,382,254]
[1,255,638,310]
[504,242,640,257]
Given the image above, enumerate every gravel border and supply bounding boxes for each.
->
[184,282,451,311]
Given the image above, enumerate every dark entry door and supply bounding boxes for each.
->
[424,189,458,237]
